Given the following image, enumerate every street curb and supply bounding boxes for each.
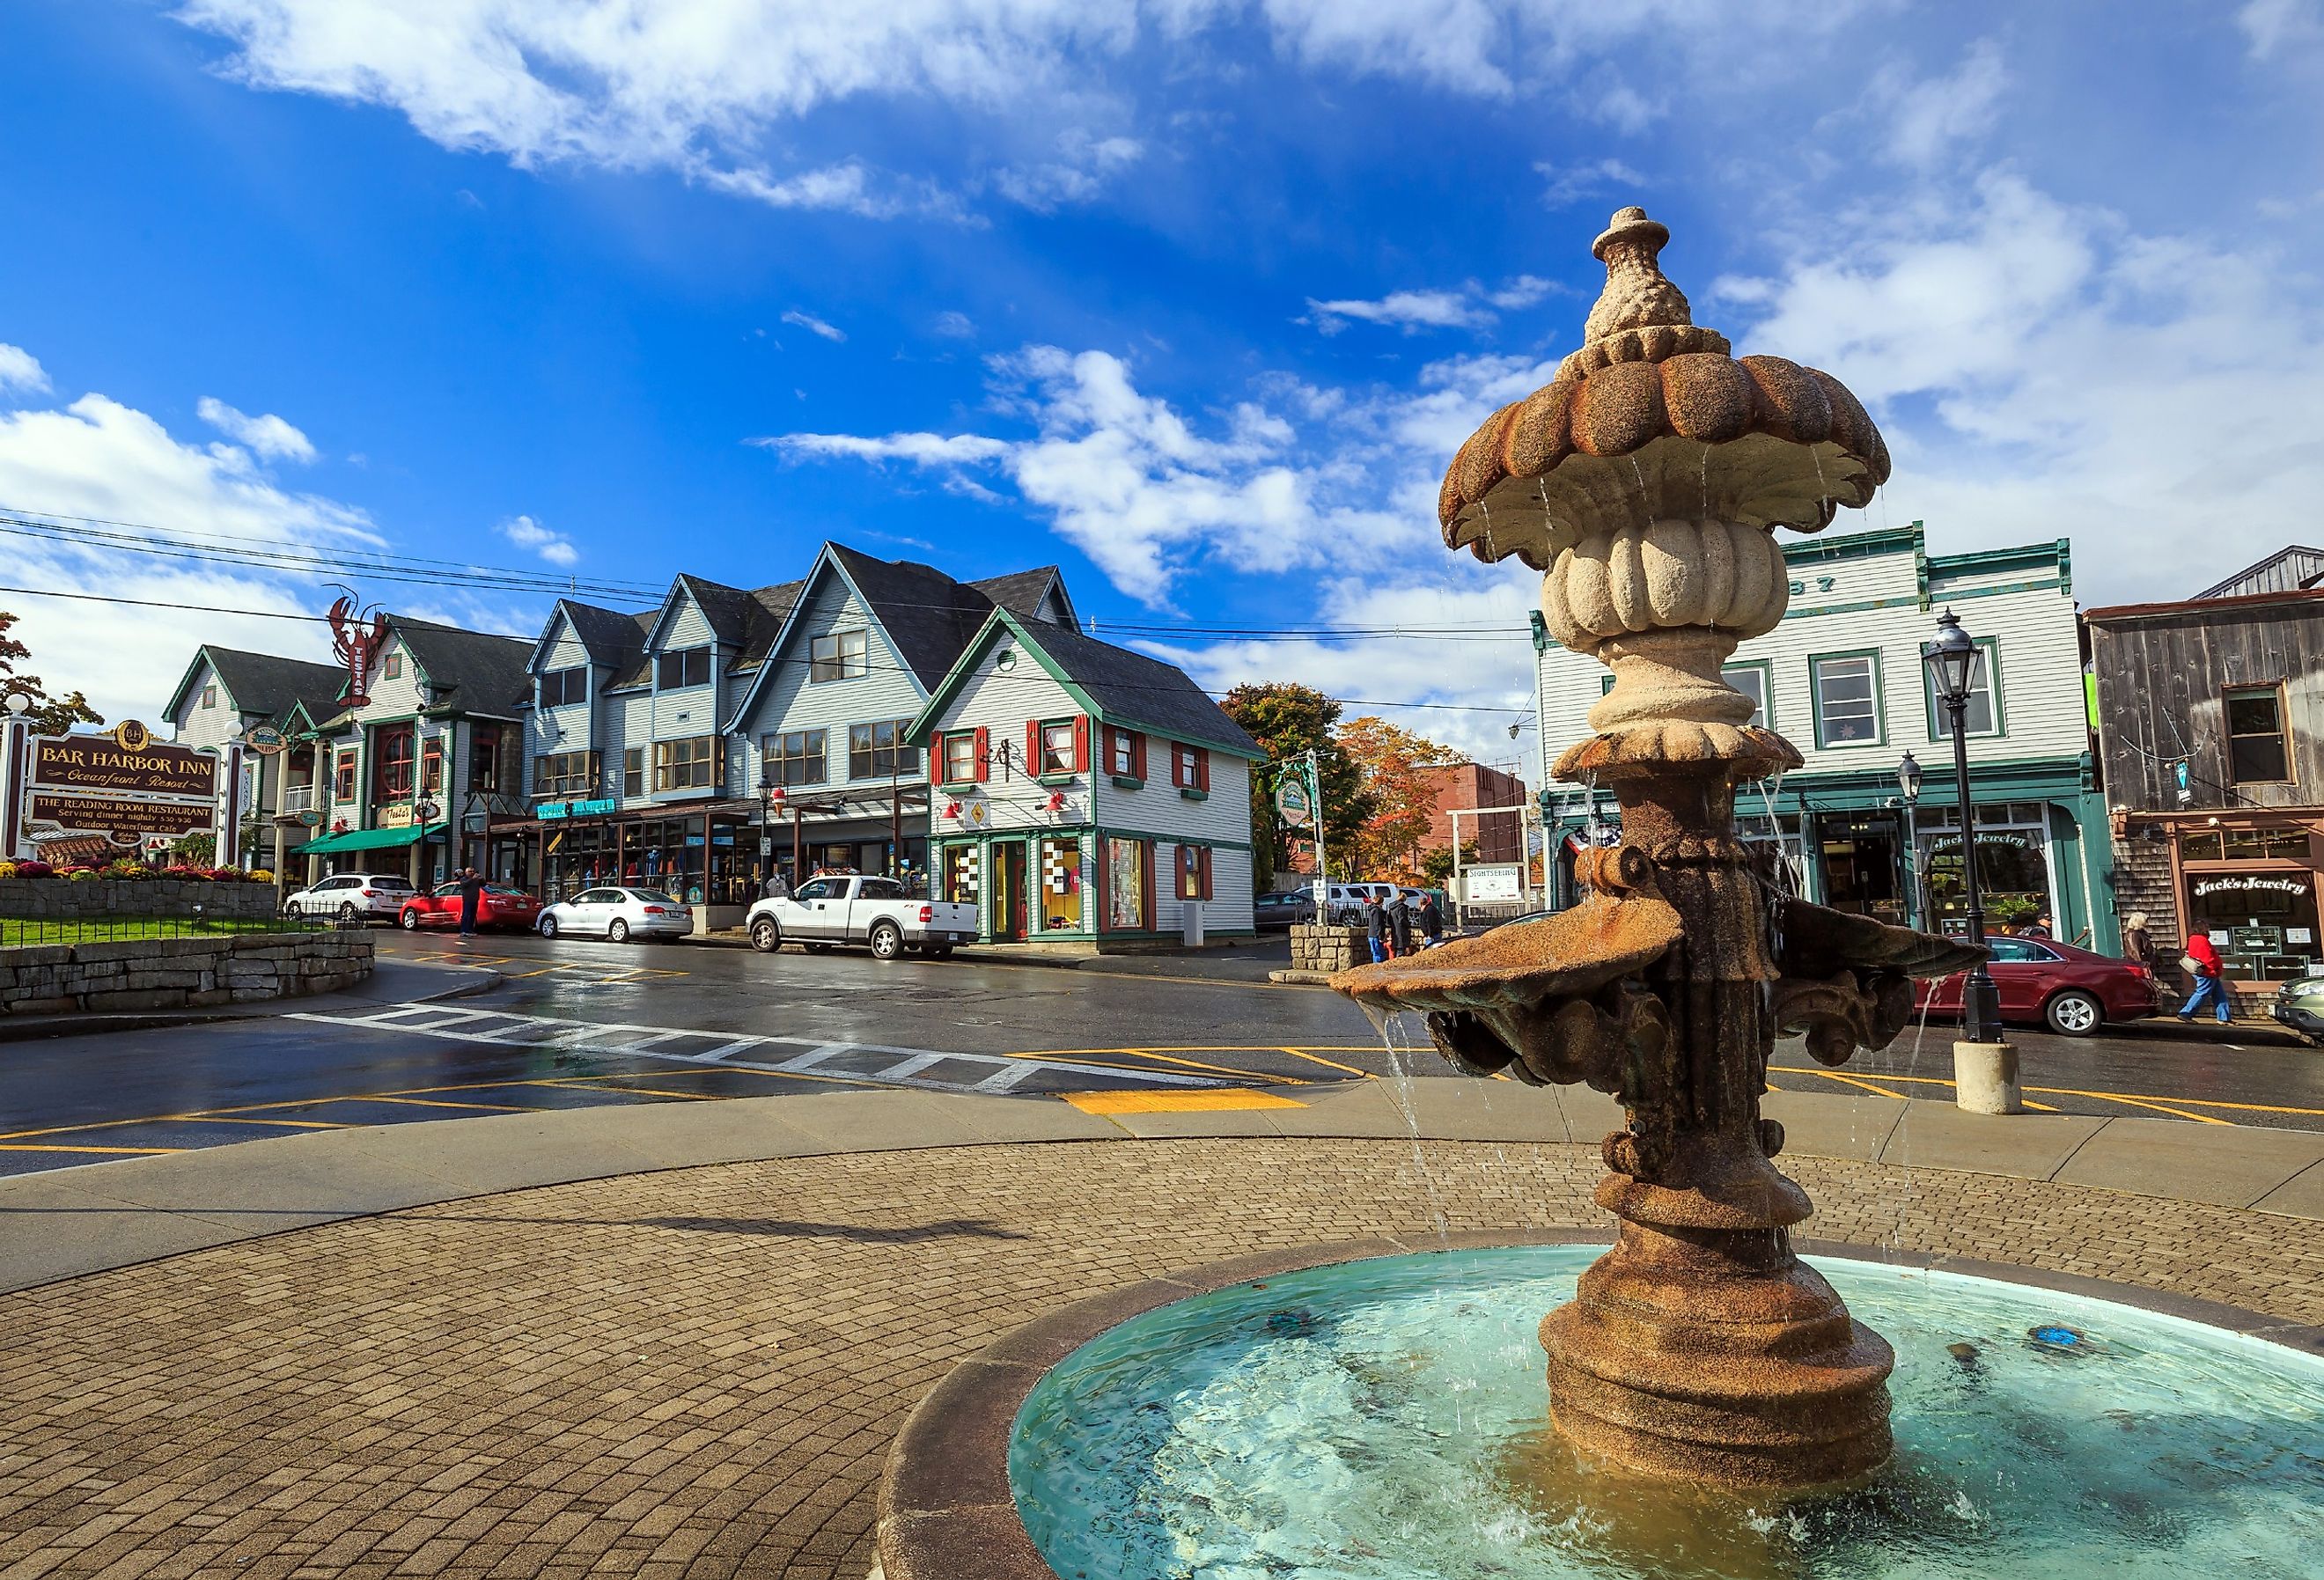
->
[1267,969,1335,985]
[0,962,505,1045]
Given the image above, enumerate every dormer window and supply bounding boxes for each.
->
[540,666,586,708]
[657,646,712,689]
[812,630,867,682]
[200,684,217,709]
[382,653,402,680]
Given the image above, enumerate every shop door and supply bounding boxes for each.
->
[1819,817,1901,922]
[995,841,1030,942]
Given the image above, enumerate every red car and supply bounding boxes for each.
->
[1915,934,2165,1037]
[397,882,542,933]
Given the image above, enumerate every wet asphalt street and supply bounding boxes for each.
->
[2,928,2320,1175]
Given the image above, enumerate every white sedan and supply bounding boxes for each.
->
[282,872,416,923]
[536,886,695,944]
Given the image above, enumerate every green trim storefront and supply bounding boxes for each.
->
[1545,753,2118,952]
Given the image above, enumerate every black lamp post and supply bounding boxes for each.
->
[1895,752,1923,930]
[1923,610,2000,1042]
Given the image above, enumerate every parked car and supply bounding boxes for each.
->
[397,882,541,933]
[282,872,416,924]
[536,886,694,944]
[1254,889,1317,930]
[1915,935,2164,1037]
[746,875,978,960]
[1321,882,1399,923]
[2272,974,2324,1047]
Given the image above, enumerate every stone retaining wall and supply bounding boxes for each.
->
[0,931,372,1016]
[0,878,277,921]
[1290,922,1370,974]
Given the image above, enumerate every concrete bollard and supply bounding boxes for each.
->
[1953,1040,2022,1114]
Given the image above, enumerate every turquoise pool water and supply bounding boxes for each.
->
[1010,1247,2324,1579]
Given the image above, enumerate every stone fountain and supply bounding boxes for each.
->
[1331,207,1983,1490]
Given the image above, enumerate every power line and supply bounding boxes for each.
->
[0,582,1535,716]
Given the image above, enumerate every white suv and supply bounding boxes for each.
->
[283,872,416,924]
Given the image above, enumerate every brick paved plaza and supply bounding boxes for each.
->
[3,1124,2320,1580]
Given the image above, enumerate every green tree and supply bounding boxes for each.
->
[1221,682,1374,888]
[1419,840,1477,891]
[0,611,105,734]
[1340,715,1460,881]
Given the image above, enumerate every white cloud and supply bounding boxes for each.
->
[1304,290,1486,334]
[196,396,318,463]
[765,342,1552,606]
[1879,38,2009,167]
[932,311,977,339]
[0,344,48,395]
[1535,157,1646,209]
[173,1,1860,217]
[992,130,1145,210]
[2239,0,2324,58]
[780,309,847,342]
[499,513,579,567]
[0,382,379,725]
[1724,170,2324,602]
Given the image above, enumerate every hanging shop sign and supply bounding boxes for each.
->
[242,724,289,756]
[378,804,416,829]
[1275,775,1314,828]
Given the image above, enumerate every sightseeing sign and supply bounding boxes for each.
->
[16,724,220,851]
[1275,774,1314,828]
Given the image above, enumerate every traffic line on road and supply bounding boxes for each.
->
[1064,1090,1310,1115]
[0,1143,183,1156]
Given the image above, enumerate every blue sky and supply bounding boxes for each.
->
[3,3,2320,766]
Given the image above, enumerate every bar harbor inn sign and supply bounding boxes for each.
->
[0,718,222,860]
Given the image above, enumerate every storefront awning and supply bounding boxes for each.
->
[295,821,446,856]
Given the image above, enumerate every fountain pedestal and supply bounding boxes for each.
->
[1334,206,1983,1491]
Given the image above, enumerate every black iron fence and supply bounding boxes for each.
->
[0,912,335,950]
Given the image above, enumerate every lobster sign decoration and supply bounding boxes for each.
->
[327,594,390,711]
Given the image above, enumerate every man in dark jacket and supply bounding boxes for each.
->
[1416,892,1445,946]
[457,867,485,941]
[1363,895,1388,964]
[1386,893,1414,959]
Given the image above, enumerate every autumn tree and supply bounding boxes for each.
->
[1339,714,1461,882]
[1220,682,1373,888]
[0,612,104,734]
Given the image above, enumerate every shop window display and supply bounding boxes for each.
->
[2186,871,2319,981]
[1105,836,1147,930]
[1041,838,1082,930]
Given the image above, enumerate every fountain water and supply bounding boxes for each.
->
[1334,206,1981,1488]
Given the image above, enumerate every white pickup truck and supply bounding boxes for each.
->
[745,875,979,961]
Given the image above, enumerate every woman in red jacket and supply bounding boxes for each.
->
[2177,933,2233,1025]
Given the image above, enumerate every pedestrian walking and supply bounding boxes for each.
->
[1416,891,1445,947]
[457,866,484,941]
[762,870,791,901]
[1386,892,1414,959]
[2175,931,2233,1025]
[1363,893,1388,964]
[2121,911,2156,968]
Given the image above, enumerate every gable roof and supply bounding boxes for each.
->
[968,566,1075,628]
[163,645,346,726]
[543,599,653,672]
[827,545,1006,691]
[2194,545,2324,600]
[731,581,807,673]
[909,607,1264,760]
[386,616,533,719]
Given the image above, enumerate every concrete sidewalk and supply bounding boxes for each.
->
[2,1077,2318,1297]
[0,955,502,1045]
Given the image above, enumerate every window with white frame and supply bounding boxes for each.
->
[1723,663,1769,726]
[1811,654,1882,747]
[1928,641,1999,739]
[811,630,868,682]
[1040,720,1076,774]
[941,731,980,785]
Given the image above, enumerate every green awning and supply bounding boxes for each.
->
[294,821,447,856]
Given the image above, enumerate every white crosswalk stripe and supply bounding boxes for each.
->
[283,1007,1227,1095]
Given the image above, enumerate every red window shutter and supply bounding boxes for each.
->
[1026,720,1041,774]
[1200,846,1214,901]
[1073,717,1090,772]
[1195,747,1210,791]
[930,735,942,784]
[1131,732,1146,779]
[973,726,990,783]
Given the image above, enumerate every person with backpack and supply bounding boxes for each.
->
[2175,932,2232,1025]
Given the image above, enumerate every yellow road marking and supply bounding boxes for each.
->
[2031,1090,2230,1125]
[1769,1064,2324,1121]
[525,1078,727,1101]
[1276,1047,1373,1077]
[1778,1066,1912,1101]
[0,1143,182,1156]
[1063,1090,1309,1115]
[180,1117,352,1129]
[359,1095,548,1113]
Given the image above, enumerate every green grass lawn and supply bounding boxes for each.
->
[0,915,306,949]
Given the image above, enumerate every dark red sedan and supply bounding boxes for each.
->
[397,883,542,933]
[1915,934,2165,1037]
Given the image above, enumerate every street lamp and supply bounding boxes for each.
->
[2,689,28,717]
[1923,610,2000,1042]
[1895,752,1923,930]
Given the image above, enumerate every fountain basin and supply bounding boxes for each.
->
[876,1236,2324,1580]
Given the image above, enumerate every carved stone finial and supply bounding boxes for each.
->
[1583,205,1693,344]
